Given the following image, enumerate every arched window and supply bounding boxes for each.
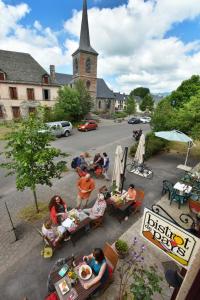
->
[98,101,101,109]
[86,57,91,73]
[107,100,111,109]
[86,80,91,89]
[74,58,78,74]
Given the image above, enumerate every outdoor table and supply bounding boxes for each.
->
[61,210,92,246]
[51,256,100,300]
[173,182,192,194]
[177,164,192,172]
[107,196,135,223]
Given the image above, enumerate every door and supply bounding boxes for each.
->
[12,107,21,119]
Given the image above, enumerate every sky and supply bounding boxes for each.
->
[1,0,200,93]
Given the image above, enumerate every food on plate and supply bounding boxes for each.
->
[80,265,92,279]
[59,279,69,295]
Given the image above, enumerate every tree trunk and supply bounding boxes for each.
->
[33,189,39,213]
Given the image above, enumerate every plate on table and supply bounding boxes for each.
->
[59,279,70,295]
[79,264,92,280]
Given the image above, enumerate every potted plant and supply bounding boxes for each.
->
[115,239,129,258]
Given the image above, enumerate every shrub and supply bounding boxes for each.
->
[115,239,129,253]
[129,132,167,159]
[112,111,128,119]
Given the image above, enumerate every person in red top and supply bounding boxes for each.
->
[77,174,95,208]
[49,195,67,225]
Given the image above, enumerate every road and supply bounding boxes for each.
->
[0,122,149,198]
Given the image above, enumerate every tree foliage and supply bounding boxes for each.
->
[131,87,150,98]
[139,94,154,112]
[126,95,136,115]
[53,80,93,122]
[0,113,66,212]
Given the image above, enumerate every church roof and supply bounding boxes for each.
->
[72,0,98,56]
[55,73,115,99]
[0,49,57,85]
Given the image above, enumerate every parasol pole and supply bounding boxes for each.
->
[184,141,192,166]
[121,147,128,192]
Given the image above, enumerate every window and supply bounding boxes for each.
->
[86,57,91,73]
[12,106,21,119]
[0,72,5,81]
[9,87,18,99]
[86,80,90,89]
[42,75,49,84]
[98,101,101,109]
[61,122,70,127]
[73,58,78,74]
[28,107,36,115]
[43,89,50,100]
[0,106,3,118]
[27,88,35,101]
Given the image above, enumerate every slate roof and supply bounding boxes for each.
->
[114,92,128,101]
[0,50,57,85]
[72,0,98,56]
[55,73,115,99]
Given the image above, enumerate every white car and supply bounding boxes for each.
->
[40,121,73,137]
[140,117,151,124]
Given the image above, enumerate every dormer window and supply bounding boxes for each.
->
[42,74,49,84]
[0,71,5,81]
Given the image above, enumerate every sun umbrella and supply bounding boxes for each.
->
[134,134,145,164]
[112,145,124,191]
[155,130,193,165]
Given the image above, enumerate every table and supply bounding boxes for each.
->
[51,257,100,300]
[177,164,192,172]
[173,182,192,194]
[61,210,92,246]
[107,197,135,223]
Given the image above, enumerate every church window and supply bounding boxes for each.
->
[98,101,101,109]
[74,58,79,74]
[86,57,91,73]
[86,80,91,89]
[0,71,5,80]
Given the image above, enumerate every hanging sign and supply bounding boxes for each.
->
[141,208,200,268]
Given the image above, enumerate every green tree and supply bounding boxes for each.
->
[74,80,93,117]
[169,75,200,108]
[139,93,154,111]
[53,86,81,122]
[0,113,66,213]
[126,95,136,115]
[132,87,150,98]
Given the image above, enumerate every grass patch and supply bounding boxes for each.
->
[168,140,200,159]
[17,202,49,223]
[0,125,13,140]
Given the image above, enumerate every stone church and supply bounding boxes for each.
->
[54,0,116,113]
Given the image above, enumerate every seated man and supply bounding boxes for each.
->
[83,193,107,220]
[93,153,104,168]
[78,153,88,171]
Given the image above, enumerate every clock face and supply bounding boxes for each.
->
[74,58,78,74]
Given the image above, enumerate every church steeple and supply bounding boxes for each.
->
[73,0,98,55]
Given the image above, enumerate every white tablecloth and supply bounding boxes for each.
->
[173,182,192,194]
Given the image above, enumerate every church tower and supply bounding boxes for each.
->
[72,0,98,100]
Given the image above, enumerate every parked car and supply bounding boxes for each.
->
[40,121,73,137]
[78,120,98,131]
[139,116,151,124]
[128,117,141,124]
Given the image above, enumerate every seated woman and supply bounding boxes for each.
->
[122,184,137,202]
[83,248,109,290]
[49,195,68,225]
[83,193,107,220]
[42,219,62,247]
[93,153,104,168]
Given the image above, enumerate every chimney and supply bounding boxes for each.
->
[50,65,55,82]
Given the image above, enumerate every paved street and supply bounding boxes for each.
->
[0,121,197,300]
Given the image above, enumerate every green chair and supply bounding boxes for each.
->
[162,180,174,200]
[170,191,189,209]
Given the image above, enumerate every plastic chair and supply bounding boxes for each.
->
[162,180,174,199]
[133,189,145,212]
[170,191,188,209]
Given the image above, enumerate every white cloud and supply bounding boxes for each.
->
[1,0,200,93]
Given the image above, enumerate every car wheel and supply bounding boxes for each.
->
[64,130,70,137]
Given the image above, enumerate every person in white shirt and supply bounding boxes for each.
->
[83,193,107,220]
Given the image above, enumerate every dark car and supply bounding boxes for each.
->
[78,120,98,131]
[128,117,141,124]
